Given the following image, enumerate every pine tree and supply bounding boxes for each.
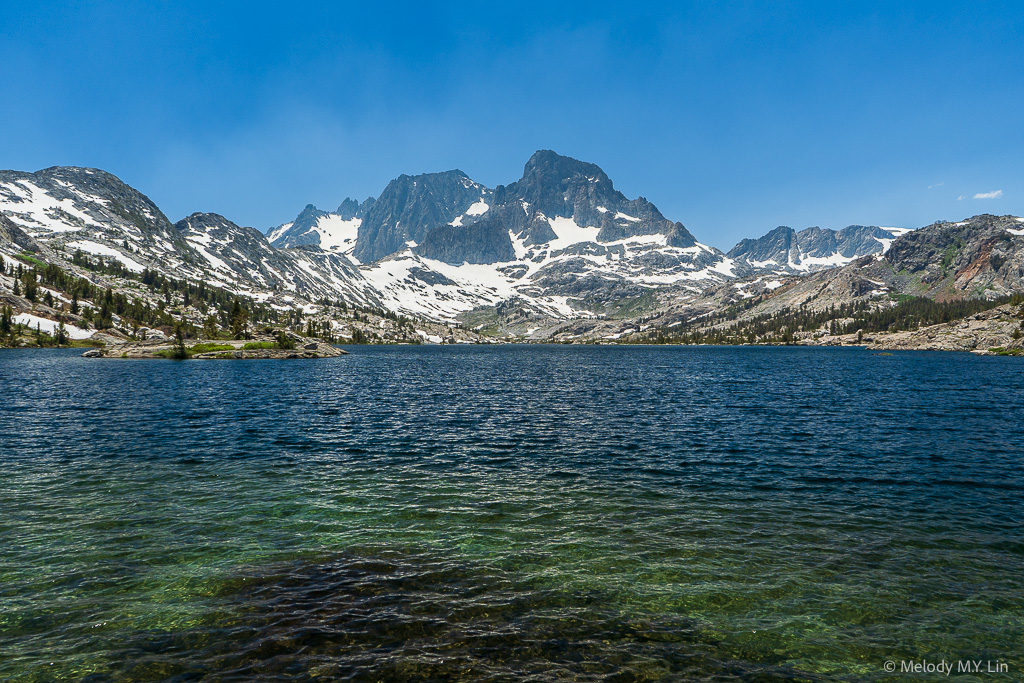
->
[230,298,248,339]
[203,314,219,339]
[170,323,189,360]
[70,294,79,315]
[24,272,37,302]
[276,329,296,349]
[98,300,113,330]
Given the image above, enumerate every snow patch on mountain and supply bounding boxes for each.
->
[13,313,95,340]
[266,222,293,244]
[315,214,361,252]
[792,251,858,270]
[448,196,492,228]
[873,227,915,252]
[66,240,145,272]
[0,180,104,234]
[547,216,601,249]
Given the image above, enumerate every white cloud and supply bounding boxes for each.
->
[928,182,944,189]
[957,195,965,201]
[973,190,1003,199]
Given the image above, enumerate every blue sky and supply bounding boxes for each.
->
[2,1,1021,249]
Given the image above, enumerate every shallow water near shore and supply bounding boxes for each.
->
[1,345,1022,681]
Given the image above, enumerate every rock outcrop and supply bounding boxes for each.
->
[866,304,1024,353]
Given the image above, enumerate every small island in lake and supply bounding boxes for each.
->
[83,331,346,359]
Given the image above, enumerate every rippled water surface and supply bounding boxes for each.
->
[1,345,1022,681]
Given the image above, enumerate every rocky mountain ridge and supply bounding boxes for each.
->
[727,224,909,274]
[4,154,1023,350]
[256,151,746,320]
[544,214,1024,345]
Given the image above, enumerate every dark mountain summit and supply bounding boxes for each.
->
[336,197,375,220]
[353,170,491,263]
[403,150,699,266]
[494,150,696,247]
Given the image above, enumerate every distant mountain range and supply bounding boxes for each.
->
[3,150,1022,346]
[727,224,910,274]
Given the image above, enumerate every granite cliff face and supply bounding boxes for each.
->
[415,218,516,265]
[0,213,41,253]
[353,170,491,263]
[885,215,1024,296]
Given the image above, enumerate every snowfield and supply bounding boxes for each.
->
[13,313,95,340]
[66,240,146,272]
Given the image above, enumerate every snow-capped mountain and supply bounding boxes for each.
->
[0,167,380,311]
[290,151,739,318]
[1,152,925,326]
[0,166,191,255]
[267,197,374,252]
[175,212,375,306]
[727,224,911,274]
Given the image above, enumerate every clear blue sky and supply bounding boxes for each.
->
[2,1,1021,248]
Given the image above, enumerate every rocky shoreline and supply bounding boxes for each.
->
[865,304,1024,355]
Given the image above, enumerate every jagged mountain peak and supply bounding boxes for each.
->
[294,204,327,223]
[337,197,376,220]
[520,150,612,186]
[496,150,620,221]
[486,150,695,250]
[353,169,492,263]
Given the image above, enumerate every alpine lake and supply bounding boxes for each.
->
[1,345,1022,681]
